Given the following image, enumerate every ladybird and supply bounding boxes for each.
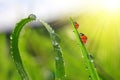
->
[80,33,87,44]
[74,22,79,29]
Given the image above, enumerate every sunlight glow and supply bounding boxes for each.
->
[103,0,120,11]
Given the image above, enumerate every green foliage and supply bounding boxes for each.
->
[10,14,65,80]
[70,17,100,80]
[40,20,66,80]
[5,14,118,80]
[10,14,36,80]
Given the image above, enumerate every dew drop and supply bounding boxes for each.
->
[10,46,12,49]
[82,55,84,58]
[10,36,12,40]
[64,62,66,66]
[94,67,97,70]
[64,74,67,77]
[11,51,13,54]
[28,14,36,19]
[89,54,94,60]
[54,42,59,46]
[91,60,94,63]
[86,67,88,70]
[88,53,94,63]
[51,30,54,34]
[55,57,59,60]
[16,70,19,73]
[89,75,91,79]
[11,55,13,58]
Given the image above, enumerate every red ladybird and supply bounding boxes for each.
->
[74,22,79,29]
[80,33,87,44]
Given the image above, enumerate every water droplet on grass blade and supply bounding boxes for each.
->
[64,74,67,77]
[54,42,59,46]
[64,62,66,66]
[86,67,88,70]
[89,75,91,79]
[10,45,12,49]
[51,30,54,34]
[10,35,12,40]
[88,53,94,63]
[11,55,13,58]
[91,60,94,63]
[28,14,36,19]
[82,55,84,58]
[52,33,61,44]
[55,57,59,60]
[89,54,94,59]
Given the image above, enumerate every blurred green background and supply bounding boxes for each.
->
[0,12,120,80]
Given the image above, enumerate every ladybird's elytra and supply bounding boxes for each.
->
[74,22,79,29]
[80,33,87,44]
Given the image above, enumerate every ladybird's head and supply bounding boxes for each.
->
[74,21,76,23]
[80,33,84,36]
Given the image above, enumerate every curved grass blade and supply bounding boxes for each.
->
[10,14,36,80]
[39,20,66,80]
[70,17,100,80]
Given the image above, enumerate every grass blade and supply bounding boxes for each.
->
[10,14,36,80]
[70,17,100,80]
[39,20,66,80]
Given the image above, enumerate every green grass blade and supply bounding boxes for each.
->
[39,20,66,80]
[10,14,36,80]
[70,17,100,80]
